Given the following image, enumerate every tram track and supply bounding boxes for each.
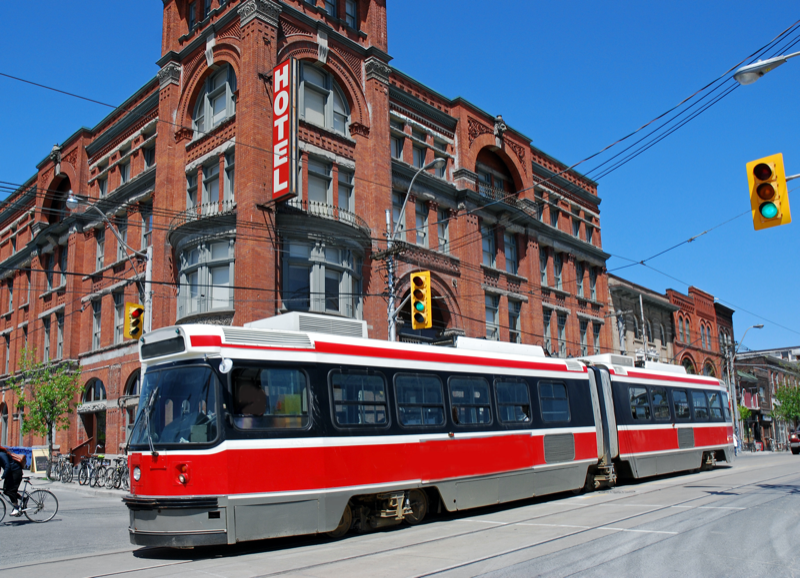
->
[3,461,794,578]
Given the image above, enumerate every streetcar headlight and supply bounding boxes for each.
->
[133,466,141,481]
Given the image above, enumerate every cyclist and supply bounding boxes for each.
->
[0,447,23,516]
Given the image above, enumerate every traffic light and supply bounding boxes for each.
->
[409,271,432,330]
[747,153,791,230]
[123,302,144,339]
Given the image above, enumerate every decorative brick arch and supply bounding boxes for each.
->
[702,358,717,377]
[277,39,369,129]
[176,47,242,139]
[468,134,527,193]
[681,354,697,375]
[397,270,464,334]
[39,170,75,225]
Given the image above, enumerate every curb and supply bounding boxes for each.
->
[26,474,128,499]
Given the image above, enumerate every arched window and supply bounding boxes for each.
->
[660,323,666,344]
[193,64,237,138]
[299,62,350,136]
[632,316,640,339]
[703,362,716,377]
[700,325,706,349]
[685,320,691,345]
[646,320,652,343]
[679,318,684,342]
[682,357,696,374]
[83,379,107,403]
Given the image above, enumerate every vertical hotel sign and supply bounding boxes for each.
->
[272,58,298,202]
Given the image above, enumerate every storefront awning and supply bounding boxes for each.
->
[737,371,759,383]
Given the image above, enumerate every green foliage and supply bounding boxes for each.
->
[9,348,82,455]
[772,385,800,424]
[738,404,752,422]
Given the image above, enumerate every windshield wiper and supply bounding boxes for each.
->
[144,386,159,457]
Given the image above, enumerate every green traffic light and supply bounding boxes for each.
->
[415,302,425,312]
[760,202,778,219]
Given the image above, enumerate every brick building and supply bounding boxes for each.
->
[666,287,734,378]
[0,0,612,456]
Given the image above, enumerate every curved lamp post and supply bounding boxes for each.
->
[734,52,800,85]
[387,158,447,342]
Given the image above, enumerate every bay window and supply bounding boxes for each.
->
[178,239,235,319]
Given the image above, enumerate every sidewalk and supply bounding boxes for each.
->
[26,470,129,499]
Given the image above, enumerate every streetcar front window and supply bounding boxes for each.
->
[129,365,219,447]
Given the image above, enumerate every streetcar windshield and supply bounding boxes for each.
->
[129,365,220,447]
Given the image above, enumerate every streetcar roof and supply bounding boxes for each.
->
[140,324,588,377]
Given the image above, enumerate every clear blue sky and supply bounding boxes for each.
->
[1,1,798,352]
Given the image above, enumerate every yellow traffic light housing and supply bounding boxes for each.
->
[123,302,145,339]
[747,153,791,230]
[409,271,432,330]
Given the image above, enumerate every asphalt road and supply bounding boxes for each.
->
[1,452,798,578]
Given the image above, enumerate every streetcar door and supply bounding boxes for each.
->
[587,370,604,462]
[592,367,618,460]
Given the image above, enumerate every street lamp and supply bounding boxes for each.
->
[66,191,153,333]
[386,158,447,342]
[730,323,764,449]
[733,52,800,85]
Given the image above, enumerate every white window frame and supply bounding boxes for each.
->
[96,230,105,271]
[554,252,563,290]
[98,176,107,198]
[92,301,102,350]
[593,322,601,354]
[283,239,363,318]
[576,261,584,297]
[540,248,548,287]
[299,62,349,137]
[580,320,588,356]
[437,209,449,254]
[58,246,68,287]
[557,313,567,357]
[543,309,552,353]
[589,267,597,300]
[392,191,405,241]
[56,313,63,360]
[43,317,51,362]
[119,161,130,185]
[178,239,236,319]
[192,65,237,138]
[224,150,235,204]
[504,232,517,275]
[415,201,428,248]
[485,294,499,341]
[508,300,521,344]
[114,292,125,345]
[116,215,128,262]
[141,204,153,249]
[481,223,495,267]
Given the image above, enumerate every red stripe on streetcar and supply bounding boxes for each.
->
[190,335,222,347]
[130,433,598,498]
[623,370,722,386]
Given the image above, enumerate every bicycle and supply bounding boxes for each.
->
[104,457,129,491]
[0,476,59,523]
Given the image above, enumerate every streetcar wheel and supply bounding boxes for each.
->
[327,503,352,539]
[404,489,428,525]
[792,448,799,455]
[24,490,58,523]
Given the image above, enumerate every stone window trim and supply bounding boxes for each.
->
[576,311,605,324]
[481,284,529,303]
[177,238,236,320]
[38,282,67,301]
[534,186,600,228]
[389,112,455,155]
[89,121,158,180]
[543,286,571,300]
[185,137,236,174]
[480,263,528,285]
[542,302,571,315]
[80,273,144,305]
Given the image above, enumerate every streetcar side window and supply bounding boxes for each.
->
[650,387,670,421]
[538,381,570,423]
[331,370,388,426]
[395,373,445,427]
[691,390,709,420]
[448,376,492,426]
[629,386,651,421]
[707,390,723,420]
[721,391,731,420]
[232,367,309,429]
[673,389,691,420]
[495,379,531,423]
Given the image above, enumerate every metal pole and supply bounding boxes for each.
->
[386,210,396,342]
[144,245,153,334]
[639,294,647,361]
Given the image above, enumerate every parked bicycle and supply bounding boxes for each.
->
[0,476,58,523]
[104,457,130,491]
[77,454,107,487]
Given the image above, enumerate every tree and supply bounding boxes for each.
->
[9,348,82,469]
[772,385,800,430]
[738,405,752,441]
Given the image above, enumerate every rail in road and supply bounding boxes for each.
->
[2,453,798,578]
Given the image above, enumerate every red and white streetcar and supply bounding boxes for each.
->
[124,313,733,547]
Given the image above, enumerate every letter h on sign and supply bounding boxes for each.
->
[272,58,299,202]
